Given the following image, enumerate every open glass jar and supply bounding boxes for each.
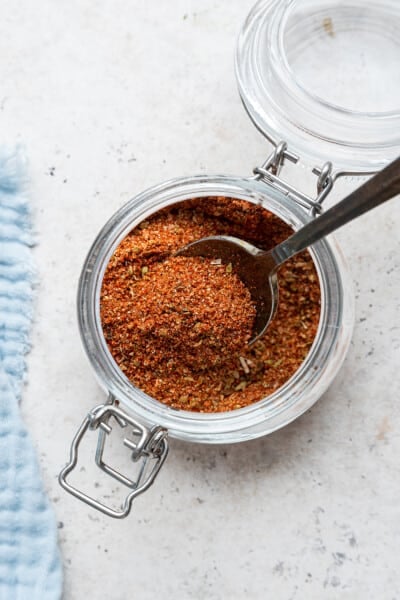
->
[59,0,400,517]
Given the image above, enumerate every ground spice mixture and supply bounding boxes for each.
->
[101,197,321,412]
[109,254,256,371]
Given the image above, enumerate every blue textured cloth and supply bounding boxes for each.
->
[0,149,62,599]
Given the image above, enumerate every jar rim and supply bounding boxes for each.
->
[77,175,354,443]
[236,0,400,172]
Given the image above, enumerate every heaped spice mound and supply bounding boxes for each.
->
[101,197,321,413]
[105,255,255,371]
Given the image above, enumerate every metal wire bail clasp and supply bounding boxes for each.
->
[253,141,335,216]
[59,402,169,518]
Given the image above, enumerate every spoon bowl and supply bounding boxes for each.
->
[177,235,279,344]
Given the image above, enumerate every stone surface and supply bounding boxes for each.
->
[0,1,399,598]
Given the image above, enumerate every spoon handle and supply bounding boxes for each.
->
[271,156,400,265]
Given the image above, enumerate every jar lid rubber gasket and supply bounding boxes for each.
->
[236,0,400,172]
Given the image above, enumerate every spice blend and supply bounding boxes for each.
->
[112,254,256,371]
[101,197,321,412]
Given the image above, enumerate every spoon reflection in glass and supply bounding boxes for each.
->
[176,156,400,344]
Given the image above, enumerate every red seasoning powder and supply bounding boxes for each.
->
[101,197,321,412]
[113,255,256,371]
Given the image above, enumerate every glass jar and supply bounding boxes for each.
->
[59,0,400,518]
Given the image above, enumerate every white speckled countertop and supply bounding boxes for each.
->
[1,1,399,598]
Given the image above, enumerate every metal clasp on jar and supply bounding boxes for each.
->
[59,401,168,518]
[253,141,376,216]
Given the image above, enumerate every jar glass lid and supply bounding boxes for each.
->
[236,0,400,172]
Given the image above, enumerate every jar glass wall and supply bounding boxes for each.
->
[78,175,354,443]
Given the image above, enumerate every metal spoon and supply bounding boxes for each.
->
[176,156,400,344]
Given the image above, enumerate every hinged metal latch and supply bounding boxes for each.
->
[253,141,376,216]
[253,141,334,216]
[59,402,169,518]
